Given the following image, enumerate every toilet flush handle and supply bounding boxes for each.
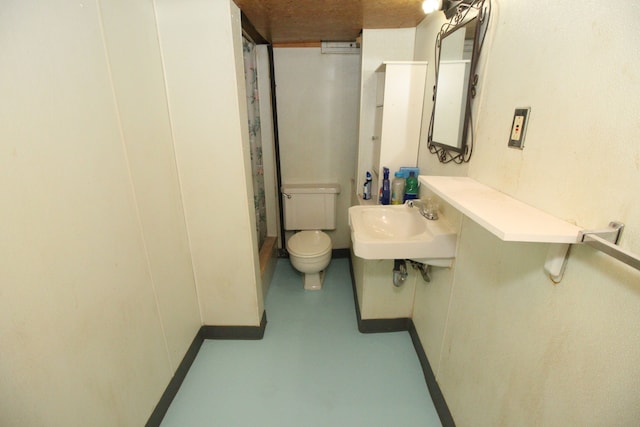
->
[282,192,292,199]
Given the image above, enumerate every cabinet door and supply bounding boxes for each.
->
[372,105,383,176]
[378,63,427,178]
[375,71,385,107]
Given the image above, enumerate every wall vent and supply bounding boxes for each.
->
[321,41,360,54]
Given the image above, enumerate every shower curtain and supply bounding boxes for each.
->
[242,36,267,248]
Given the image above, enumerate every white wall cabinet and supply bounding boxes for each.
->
[367,61,428,200]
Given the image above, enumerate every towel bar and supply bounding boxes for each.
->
[580,222,640,272]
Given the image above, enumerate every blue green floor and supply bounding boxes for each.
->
[160,258,442,426]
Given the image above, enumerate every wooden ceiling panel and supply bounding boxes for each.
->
[234,0,427,44]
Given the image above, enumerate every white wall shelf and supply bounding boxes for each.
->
[420,176,582,244]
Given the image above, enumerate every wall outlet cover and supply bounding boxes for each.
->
[508,107,531,149]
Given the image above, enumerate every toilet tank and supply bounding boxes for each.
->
[281,184,341,230]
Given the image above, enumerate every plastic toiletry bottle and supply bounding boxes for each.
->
[391,171,405,205]
[363,171,372,200]
[380,167,391,205]
[404,171,419,201]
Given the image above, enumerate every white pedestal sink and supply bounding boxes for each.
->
[348,204,457,265]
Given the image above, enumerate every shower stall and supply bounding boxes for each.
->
[242,36,280,296]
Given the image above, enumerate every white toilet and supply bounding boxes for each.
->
[281,183,340,290]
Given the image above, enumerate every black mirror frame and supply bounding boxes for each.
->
[427,0,491,164]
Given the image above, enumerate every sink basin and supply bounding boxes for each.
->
[348,204,457,262]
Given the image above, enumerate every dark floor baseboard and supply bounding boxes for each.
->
[357,316,412,333]
[201,311,268,340]
[145,329,204,427]
[407,320,456,427]
[332,248,350,258]
[347,255,456,427]
[145,311,267,426]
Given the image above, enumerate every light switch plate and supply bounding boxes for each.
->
[508,107,531,149]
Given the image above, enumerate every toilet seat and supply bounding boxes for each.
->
[287,230,331,258]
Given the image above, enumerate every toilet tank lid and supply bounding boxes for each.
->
[281,183,341,194]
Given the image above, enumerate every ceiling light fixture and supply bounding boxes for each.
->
[443,0,476,18]
[422,0,441,14]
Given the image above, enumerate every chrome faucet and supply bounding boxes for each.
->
[406,199,439,220]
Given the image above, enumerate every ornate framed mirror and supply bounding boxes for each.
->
[427,0,491,163]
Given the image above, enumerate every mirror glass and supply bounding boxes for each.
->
[430,18,478,153]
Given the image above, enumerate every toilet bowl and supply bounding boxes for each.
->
[281,183,340,290]
[286,230,332,290]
